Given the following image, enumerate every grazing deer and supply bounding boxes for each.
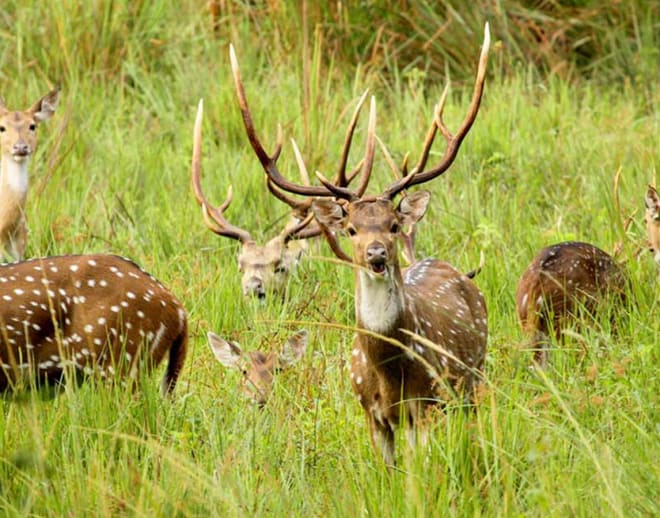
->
[192,74,367,298]
[645,185,660,264]
[231,26,490,465]
[0,254,188,395]
[0,88,60,262]
[515,241,628,367]
[207,328,308,406]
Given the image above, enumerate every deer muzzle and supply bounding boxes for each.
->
[366,242,388,275]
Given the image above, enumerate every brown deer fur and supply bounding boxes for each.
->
[516,241,627,366]
[0,254,188,394]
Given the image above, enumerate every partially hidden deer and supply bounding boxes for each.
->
[0,88,60,262]
[207,328,308,406]
[192,69,367,299]
[515,241,628,367]
[0,254,188,394]
[231,26,491,465]
[645,185,660,264]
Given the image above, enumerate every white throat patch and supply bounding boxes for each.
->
[357,269,403,334]
[1,156,30,195]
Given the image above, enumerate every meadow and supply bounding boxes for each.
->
[0,1,658,516]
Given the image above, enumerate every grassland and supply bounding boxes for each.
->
[0,1,658,516]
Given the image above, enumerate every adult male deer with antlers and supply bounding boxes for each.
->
[231,27,490,465]
[0,88,60,262]
[192,73,368,299]
[0,254,188,394]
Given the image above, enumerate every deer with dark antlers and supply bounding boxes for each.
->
[0,254,188,394]
[231,26,490,465]
[192,59,370,299]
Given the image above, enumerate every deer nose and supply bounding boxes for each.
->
[12,142,31,157]
[245,277,266,299]
[366,243,387,264]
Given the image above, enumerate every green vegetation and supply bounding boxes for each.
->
[1,1,658,516]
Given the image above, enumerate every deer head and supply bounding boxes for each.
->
[0,254,187,395]
[0,87,60,261]
[191,100,316,299]
[207,329,308,406]
[645,185,660,264]
[229,25,491,466]
[516,241,628,367]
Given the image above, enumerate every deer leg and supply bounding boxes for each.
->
[368,413,395,467]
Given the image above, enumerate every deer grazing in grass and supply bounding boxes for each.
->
[192,63,369,299]
[0,87,60,262]
[645,185,660,264]
[207,328,308,406]
[231,26,491,465]
[0,254,188,395]
[515,241,628,367]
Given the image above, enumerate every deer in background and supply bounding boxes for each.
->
[232,26,490,465]
[192,58,369,299]
[0,88,60,262]
[645,185,660,264]
[207,328,308,406]
[0,254,188,395]
[515,241,628,367]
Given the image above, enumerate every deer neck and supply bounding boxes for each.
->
[355,266,409,336]
[1,155,30,198]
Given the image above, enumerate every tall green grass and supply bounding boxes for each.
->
[1,1,658,516]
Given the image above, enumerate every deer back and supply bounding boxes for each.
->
[516,241,627,339]
[0,254,187,394]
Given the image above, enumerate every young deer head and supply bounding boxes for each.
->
[0,254,188,395]
[207,328,308,406]
[0,88,60,262]
[231,26,490,466]
[645,185,660,264]
[515,241,627,367]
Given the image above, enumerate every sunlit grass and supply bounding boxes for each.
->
[0,1,658,516]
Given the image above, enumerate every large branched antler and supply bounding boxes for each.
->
[191,99,254,243]
[381,23,491,199]
[231,43,376,202]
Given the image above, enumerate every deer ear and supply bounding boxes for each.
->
[312,199,346,232]
[397,190,430,227]
[207,331,243,369]
[29,87,60,122]
[279,329,308,368]
[646,185,660,216]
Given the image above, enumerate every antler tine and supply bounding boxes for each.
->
[230,44,331,198]
[355,96,377,197]
[280,212,318,243]
[191,99,253,243]
[335,90,369,187]
[383,23,490,199]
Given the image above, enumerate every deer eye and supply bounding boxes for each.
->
[274,262,287,274]
[347,226,357,236]
[0,126,5,132]
[29,124,37,131]
[390,222,399,234]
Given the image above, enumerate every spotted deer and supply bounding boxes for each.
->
[232,26,490,465]
[0,88,60,262]
[515,241,628,367]
[0,254,188,394]
[192,69,367,298]
[207,328,308,406]
[645,185,660,264]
